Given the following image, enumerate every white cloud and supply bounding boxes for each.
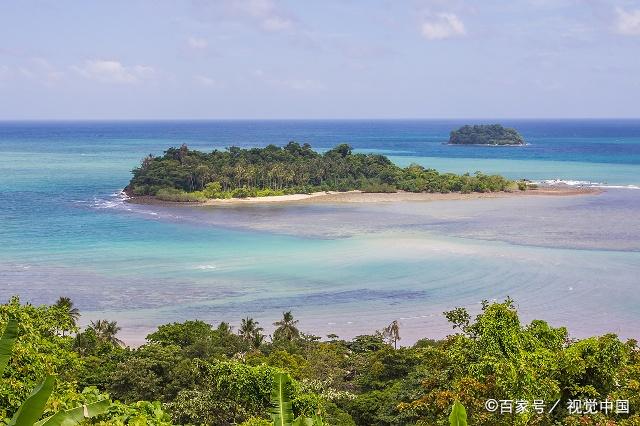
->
[615,7,640,36]
[10,58,64,86]
[191,0,295,33]
[237,0,293,31]
[187,36,208,50]
[194,75,221,88]
[72,60,155,84]
[281,79,325,92]
[421,13,466,40]
[251,69,325,92]
[261,16,292,32]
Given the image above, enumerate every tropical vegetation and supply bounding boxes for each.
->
[2,296,639,425]
[449,125,525,146]
[126,142,522,201]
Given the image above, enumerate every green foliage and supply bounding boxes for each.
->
[448,400,467,426]
[0,298,83,419]
[273,312,301,343]
[361,182,397,193]
[0,317,18,376]
[91,401,172,426]
[270,373,324,426]
[7,376,55,426]
[240,417,273,426]
[449,124,525,145]
[146,320,213,348]
[1,316,109,426]
[127,142,515,199]
[155,188,206,202]
[271,373,295,426]
[35,399,111,426]
[5,297,640,426]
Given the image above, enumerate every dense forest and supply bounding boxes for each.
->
[2,297,639,425]
[126,143,522,202]
[449,125,525,146]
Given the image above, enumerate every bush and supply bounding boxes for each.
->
[239,417,272,426]
[155,188,205,202]
[202,182,223,198]
[231,187,257,198]
[255,188,286,197]
[361,181,397,193]
[131,185,148,196]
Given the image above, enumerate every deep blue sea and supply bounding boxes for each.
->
[1,120,639,344]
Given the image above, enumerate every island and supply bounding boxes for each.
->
[448,124,525,146]
[125,142,525,202]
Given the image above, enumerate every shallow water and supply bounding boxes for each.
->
[1,120,639,344]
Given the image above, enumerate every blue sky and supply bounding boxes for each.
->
[1,0,639,119]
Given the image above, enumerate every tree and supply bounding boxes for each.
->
[146,320,213,348]
[54,296,80,328]
[1,314,110,425]
[273,312,300,342]
[127,142,517,199]
[383,320,401,349]
[239,317,264,349]
[0,297,85,418]
[90,320,124,347]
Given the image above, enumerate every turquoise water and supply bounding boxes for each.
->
[1,120,639,344]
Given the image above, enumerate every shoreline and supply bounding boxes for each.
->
[125,185,601,207]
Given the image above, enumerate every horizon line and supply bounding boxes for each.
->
[1,117,640,122]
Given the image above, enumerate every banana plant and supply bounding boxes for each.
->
[270,372,324,426]
[449,400,468,426]
[0,317,18,376]
[1,318,110,426]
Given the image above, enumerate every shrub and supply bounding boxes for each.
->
[155,188,205,202]
[361,181,397,193]
[202,182,223,198]
[231,187,257,198]
[255,188,285,197]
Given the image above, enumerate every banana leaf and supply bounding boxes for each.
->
[0,317,18,376]
[449,400,468,426]
[270,373,295,426]
[292,416,313,426]
[8,375,55,426]
[35,399,111,426]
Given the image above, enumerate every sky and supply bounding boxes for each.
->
[1,0,639,119]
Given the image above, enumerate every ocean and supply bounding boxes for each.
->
[1,119,639,345]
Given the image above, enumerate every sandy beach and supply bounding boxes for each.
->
[127,185,601,206]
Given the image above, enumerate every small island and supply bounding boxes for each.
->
[125,142,525,202]
[449,124,525,146]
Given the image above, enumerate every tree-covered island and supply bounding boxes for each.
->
[448,124,525,146]
[126,142,525,202]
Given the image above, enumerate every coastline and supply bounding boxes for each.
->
[125,185,601,207]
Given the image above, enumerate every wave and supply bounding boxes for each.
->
[194,264,217,270]
[91,191,130,210]
[537,179,640,190]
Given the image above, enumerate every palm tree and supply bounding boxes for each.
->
[216,321,233,336]
[239,317,263,341]
[252,333,265,349]
[273,311,300,342]
[90,319,124,347]
[383,320,401,349]
[54,296,80,326]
